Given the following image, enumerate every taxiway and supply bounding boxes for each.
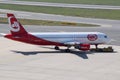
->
[0,1,120,80]
[0,37,120,80]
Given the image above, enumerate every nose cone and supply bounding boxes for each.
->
[105,38,110,43]
[103,36,110,44]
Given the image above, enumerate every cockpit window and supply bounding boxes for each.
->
[104,35,107,38]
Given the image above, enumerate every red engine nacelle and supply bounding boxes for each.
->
[79,44,90,51]
[74,44,90,51]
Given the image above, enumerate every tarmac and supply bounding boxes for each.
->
[0,1,120,80]
[0,37,120,80]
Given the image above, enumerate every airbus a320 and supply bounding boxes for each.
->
[3,13,110,52]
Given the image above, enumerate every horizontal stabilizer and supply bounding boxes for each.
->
[0,33,7,36]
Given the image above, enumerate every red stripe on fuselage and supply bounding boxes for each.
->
[4,33,64,46]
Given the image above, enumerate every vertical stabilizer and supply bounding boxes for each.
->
[7,13,28,37]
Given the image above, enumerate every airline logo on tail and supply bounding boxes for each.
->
[7,13,28,36]
[8,15,20,32]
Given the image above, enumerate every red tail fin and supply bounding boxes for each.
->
[7,13,28,37]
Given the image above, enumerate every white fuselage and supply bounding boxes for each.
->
[31,32,109,45]
[5,13,110,51]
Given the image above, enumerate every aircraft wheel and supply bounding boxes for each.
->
[65,49,70,52]
[55,46,59,50]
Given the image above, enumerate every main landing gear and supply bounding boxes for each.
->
[54,46,71,52]
[54,46,59,50]
[65,46,71,52]
[95,44,98,49]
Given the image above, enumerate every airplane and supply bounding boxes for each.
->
[3,13,110,52]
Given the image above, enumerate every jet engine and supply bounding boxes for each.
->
[75,44,90,51]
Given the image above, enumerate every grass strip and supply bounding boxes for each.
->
[0,4,120,20]
[0,17,99,27]
[17,0,120,6]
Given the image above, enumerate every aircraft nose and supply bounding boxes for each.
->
[102,35,110,43]
[104,36,110,43]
